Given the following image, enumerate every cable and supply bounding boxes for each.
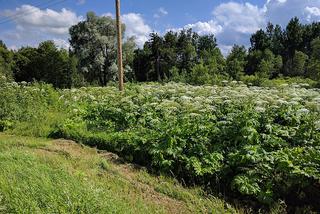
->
[0,0,69,25]
[0,0,68,24]
[0,0,66,23]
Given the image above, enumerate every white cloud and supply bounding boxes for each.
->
[218,44,233,57]
[4,0,320,53]
[122,13,151,47]
[102,12,113,18]
[1,5,151,49]
[305,6,320,21]
[185,20,223,35]
[1,4,152,51]
[154,7,168,19]
[1,5,81,36]
[101,12,152,47]
[213,2,265,34]
[0,5,82,49]
[305,6,320,16]
[169,20,222,35]
[53,38,70,49]
[165,0,320,56]
[264,0,320,25]
[211,2,266,51]
[166,2,265,52]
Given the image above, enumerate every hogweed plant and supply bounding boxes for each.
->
[1,81,319,209]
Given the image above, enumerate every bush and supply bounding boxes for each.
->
[240,75,266,86]
[53,83,320,210]
[1,82,320,211]
[0,82,63,135]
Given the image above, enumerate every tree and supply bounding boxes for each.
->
[247,18,320,78]
[226,45,247,80]
[281,17,304,76]
[69,12,134,86]
[0,40,14,81]
[268,24,285,56]
[206,47,226,76]
[37,41,75,87]
[290,51,308,76]
[13,47,38,82]
[131,28,222,84]
[13,41,76,88]
[122,37,137,82]
[197,34,217,63]
[246,49,282,78]
[310,37,320,59]
[246,50,263,75]
[133,48,151,82]
[188,61,210,85]
[162,31,178,79]
[273,55,283,77]
[250,29,271,52]
[307,38,320,80]
[285,17,304,57]
[176,29,197,72]
[132,29,201,82]
[147,32,164,81]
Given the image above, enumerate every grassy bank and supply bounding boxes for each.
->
[0,133,237,213]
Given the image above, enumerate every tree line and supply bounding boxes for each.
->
[0,13,320,87]
[134,17,320,84]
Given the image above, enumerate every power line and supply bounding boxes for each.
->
[0,0,69,25]
[0,0,66,23]
[0,0,68,24]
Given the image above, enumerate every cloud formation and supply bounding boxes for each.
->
[3,0,320,53]
[0,5,82,48]
[184,20,223,35]
[1,5,81,36]
[170,0,320,55]
[101,12,152,47]
[213,2,265,35]
[168,2,265,55]
[0,5,151,49]
[154,7,168,19]
[122,13,152,47]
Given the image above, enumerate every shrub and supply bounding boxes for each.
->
[1,82,320,211]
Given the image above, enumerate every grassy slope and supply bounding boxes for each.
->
[0,134,238,214]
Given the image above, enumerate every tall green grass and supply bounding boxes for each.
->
[0,134,237,213]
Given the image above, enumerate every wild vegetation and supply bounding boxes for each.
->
[1,10,320,213]
[0,81,319,212]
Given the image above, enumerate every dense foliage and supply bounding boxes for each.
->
[1,12,320,212]
[0,82,319,211]
[247,18,320,81]
[1,16,320,88]
[133,30,226,84]
[0,12,136,88]
[134,18,320,85]
[0,41,14,82]
[69,12,135,86]
[13,41,77,88]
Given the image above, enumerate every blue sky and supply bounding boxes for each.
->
[1,0,320,55]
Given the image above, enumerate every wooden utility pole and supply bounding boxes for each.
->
[115,0,124,91]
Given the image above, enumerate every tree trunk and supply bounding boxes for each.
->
[156,54,161,81]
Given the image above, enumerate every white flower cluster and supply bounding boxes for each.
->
[57,82,320,119]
